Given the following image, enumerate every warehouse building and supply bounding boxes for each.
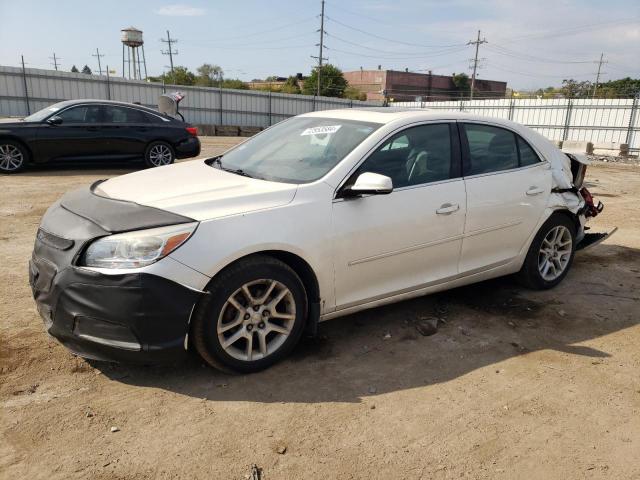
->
[343,69,507,102]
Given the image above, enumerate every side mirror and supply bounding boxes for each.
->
[47,116,63,126]
[342,172,393,197]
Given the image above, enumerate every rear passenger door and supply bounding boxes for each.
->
[458,122,551,274]
[100,105,151,158]
[332,122,467,310]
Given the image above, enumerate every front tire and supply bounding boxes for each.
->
[0,140,28,174]
[191,255,308,373]
[517,213,577,289]
[144,141,175,168]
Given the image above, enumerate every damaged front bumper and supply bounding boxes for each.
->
[28,184,203,363]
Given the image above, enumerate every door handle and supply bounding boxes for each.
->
[86,126,99,132]
[526,186,544,196]
[436,203,460,215]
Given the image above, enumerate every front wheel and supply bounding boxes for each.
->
[144,141,175,168]
[191,255,308,373]
[517,213,576,289]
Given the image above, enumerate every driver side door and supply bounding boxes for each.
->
[331,122,467,311]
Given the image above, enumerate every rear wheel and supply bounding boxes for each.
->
[0,140,28,174]
[517,213,576,289]
[191,255,308,373]
[144,141,175,168]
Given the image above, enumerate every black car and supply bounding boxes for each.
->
[0,99,201,173]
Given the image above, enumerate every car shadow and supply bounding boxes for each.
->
[21,160,142,177]
[90,243,640,404]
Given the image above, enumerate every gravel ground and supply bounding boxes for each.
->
[1,137,639,479]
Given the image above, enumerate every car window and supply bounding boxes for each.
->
[355,124,453,189]
[464,124,518,175]
[103,106,147,124]
[518,136,541,166]
[57,105,102,124]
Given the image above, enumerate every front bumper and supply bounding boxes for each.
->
[29,184,202,363]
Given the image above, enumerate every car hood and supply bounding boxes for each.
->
[95,159,298,221]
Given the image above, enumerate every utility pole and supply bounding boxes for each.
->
[467,30,487,100]
[92,48,105,75]
[592,52,607,98]
[311,0,328,97]
[161,30,178,75]
[49,52,60,71]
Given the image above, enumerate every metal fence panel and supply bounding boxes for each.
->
[394,97,640,151]
[0,65,384,129]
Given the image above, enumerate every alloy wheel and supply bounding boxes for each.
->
[538,225,572,281]
[148,144,173,166]
[217,279,296,361]
[0,144,24,172]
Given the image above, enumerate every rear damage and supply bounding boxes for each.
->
[549,151,616,251]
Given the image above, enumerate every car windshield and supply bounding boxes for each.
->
[23,102,70,122]
[213,117,382,184]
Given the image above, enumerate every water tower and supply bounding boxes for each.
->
[121,27,147,80]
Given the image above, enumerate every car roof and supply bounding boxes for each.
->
[52,99,167,117]
[300,107,515,127]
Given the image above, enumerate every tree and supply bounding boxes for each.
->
[162,66,196,86]
[595,77,640,98]
[343,86,366,101]
[195,63,224,87]
[561,79,592,98]
[220,79,248,90]
[302,64,348,97]
[70,65,79,73]
[81,65,92,75]
[280,76,301,94]
[451,73,470,96]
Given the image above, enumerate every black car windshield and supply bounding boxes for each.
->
[214,117,382,184]
[23,102,72,122]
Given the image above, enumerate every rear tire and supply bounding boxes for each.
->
[191,255,308,373]
[144,141,175,168]
[0,140,28,174]
[517,213,576,290]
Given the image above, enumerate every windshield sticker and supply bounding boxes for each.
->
[300,125,342,136]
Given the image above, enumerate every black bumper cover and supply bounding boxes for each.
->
[29,184,201,363]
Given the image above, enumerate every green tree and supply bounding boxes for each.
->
[595,77,640,98]
[561,79,593,98]
[81,65,92,75]
[70,65,79,73]
[302,64,348,97]
[220,79,248,90]
[162,66,196,86]
[280,76,301,94]
[452,73,470,96]
[343,85,366,101]
[195,63,224,87]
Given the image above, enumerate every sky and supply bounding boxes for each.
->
[0,0,638,91]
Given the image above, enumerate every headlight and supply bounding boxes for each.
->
[81,222,198,269]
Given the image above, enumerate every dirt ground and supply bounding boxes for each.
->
[1,137,639,480]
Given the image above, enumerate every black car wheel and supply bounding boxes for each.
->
[0,140,28,174]
[191,255,308,373]
[144,141,175,168]
[517,213,576,290]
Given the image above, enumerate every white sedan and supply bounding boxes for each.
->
[30,109,610,372]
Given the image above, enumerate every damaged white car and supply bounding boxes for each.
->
[30,109,614,372]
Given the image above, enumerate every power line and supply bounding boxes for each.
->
[468,30,487,99]
[486,44,597,64]
[92,48,105,75]
[160,30,178,74]
[49,52,60,71]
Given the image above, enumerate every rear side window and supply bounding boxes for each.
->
[103,106,147,124]
[517,137,542,166]
[464,124,518,175]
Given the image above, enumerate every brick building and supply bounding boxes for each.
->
[343,69,507,102]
